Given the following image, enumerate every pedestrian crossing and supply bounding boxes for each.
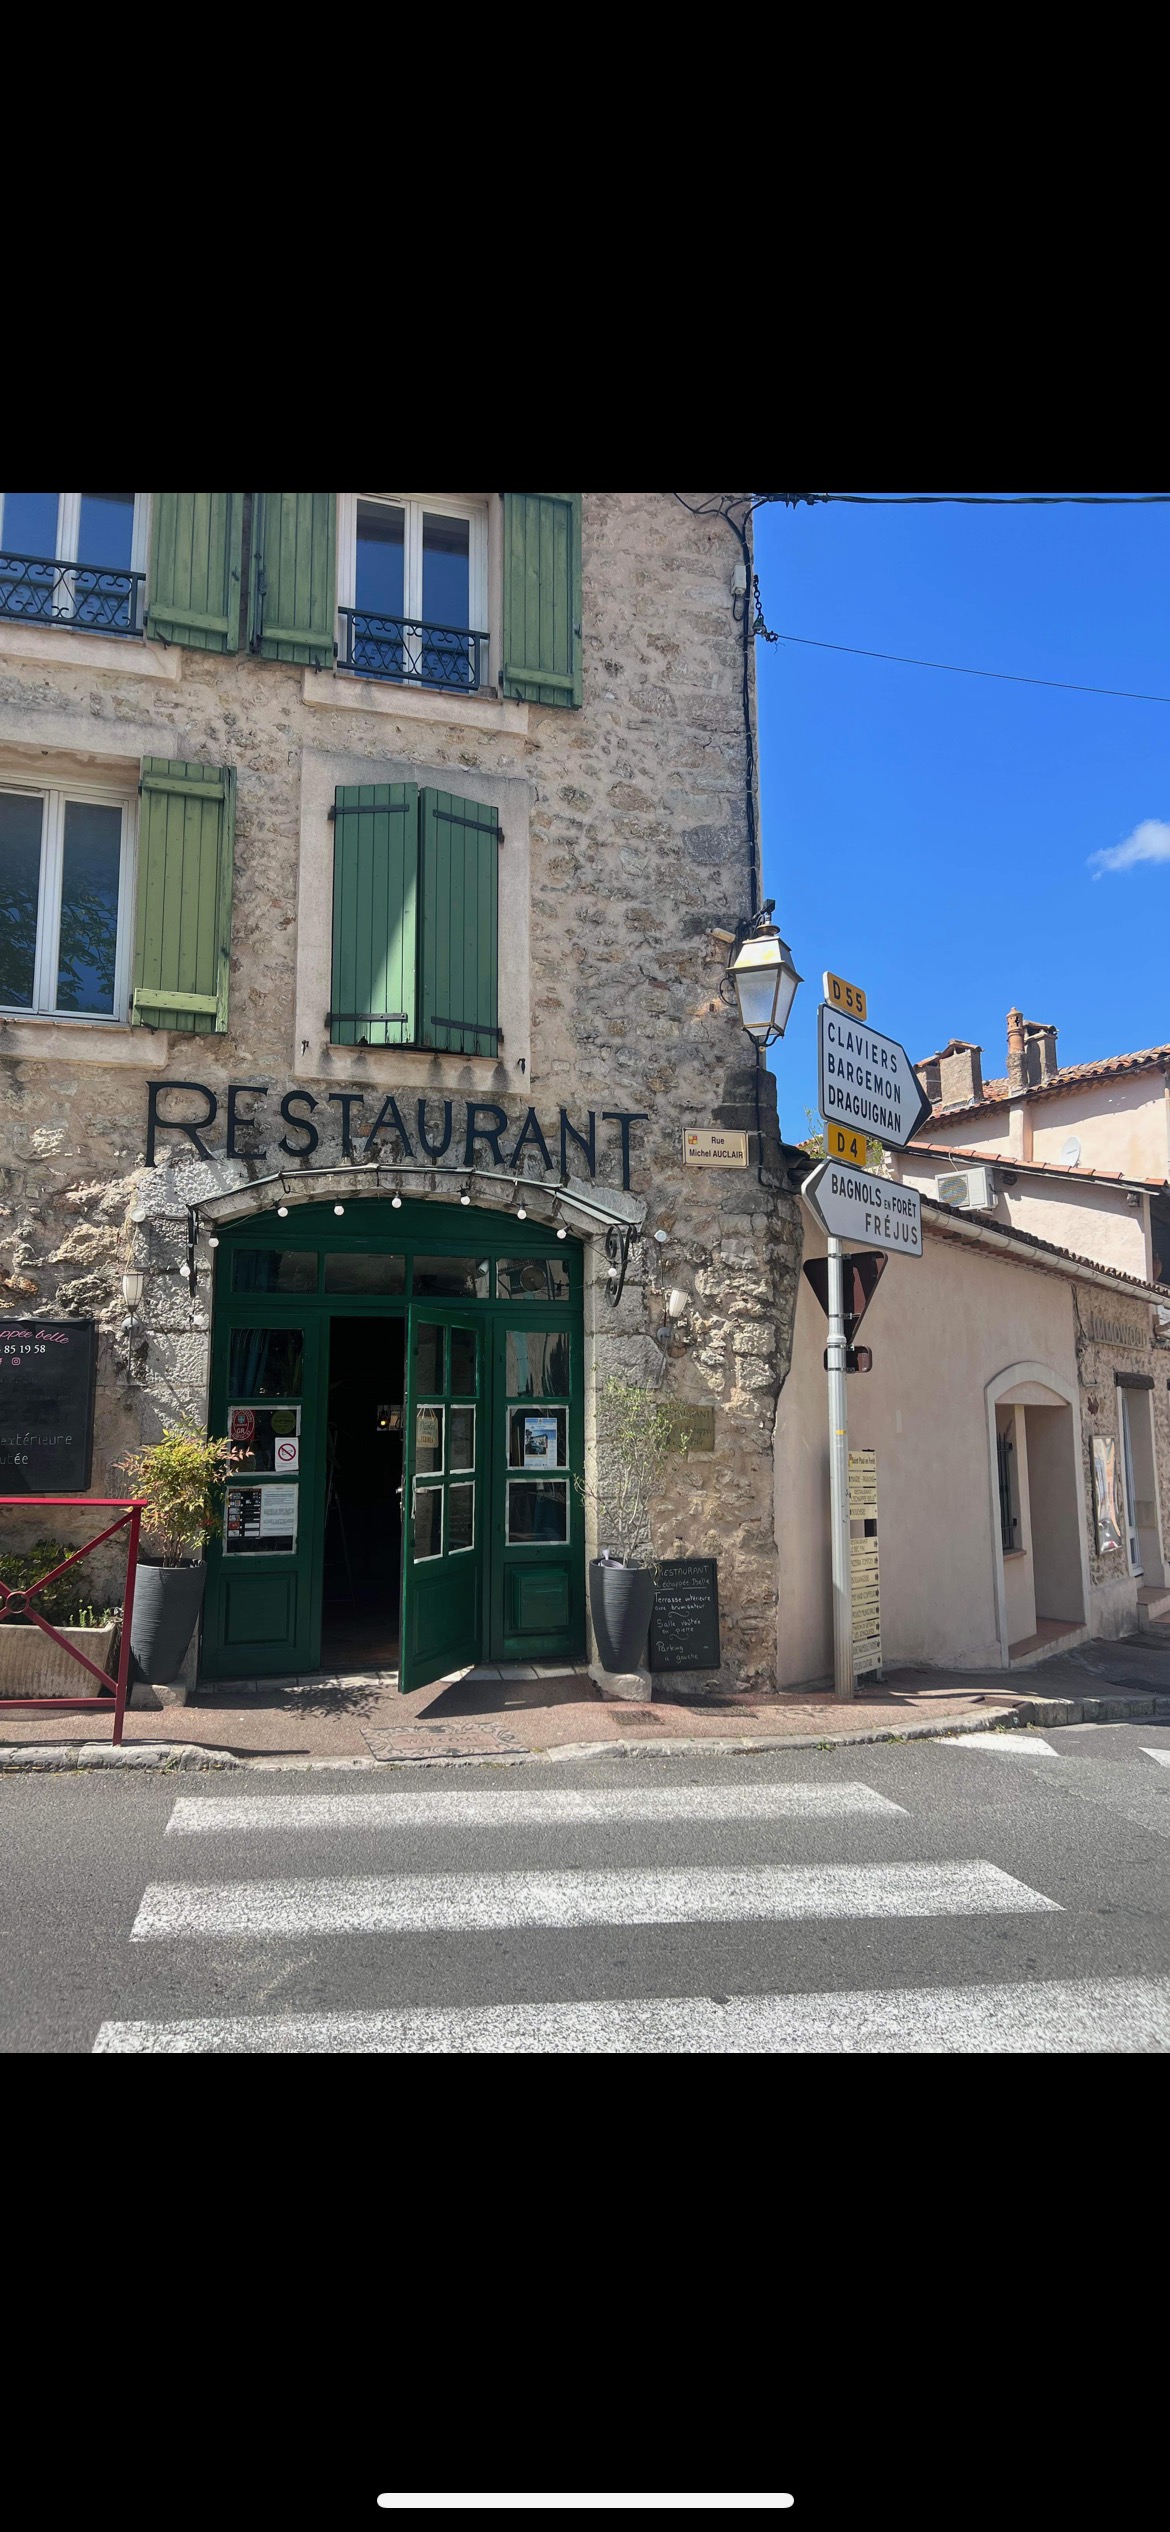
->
[90,1768,1170,2054]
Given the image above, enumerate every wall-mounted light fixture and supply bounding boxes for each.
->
[120,1269,146,1381]
[721,899,802,1047]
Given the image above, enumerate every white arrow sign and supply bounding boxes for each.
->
[802,1158,923,1257]
[818,1004,932,1148]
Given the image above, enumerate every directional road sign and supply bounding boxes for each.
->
[818,1003,932,1148]
[822,968,868,1022]
[802,1157,923,1258]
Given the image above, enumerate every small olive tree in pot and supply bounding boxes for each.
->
[121,1422,231,1684]
[575,1378,675,1673]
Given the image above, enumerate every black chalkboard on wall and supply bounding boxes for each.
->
[0,1321,97,1493]
[648,1556,721,1672]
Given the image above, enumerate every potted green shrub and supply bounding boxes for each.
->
[0,1538,120,1697]
[574,1379,675,1672]
[121,1422,231,1685]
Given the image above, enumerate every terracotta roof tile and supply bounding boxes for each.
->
[920,1044,1170,1125]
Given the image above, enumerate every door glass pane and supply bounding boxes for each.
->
[413,1483,442,1560]
[450,1406,475,1471]
[496,1256,571,1301]
[422,513,470,626]
[227,1326,304,1397]
[509,1407,567,1469]
[414,1403,444,1473]
[0,791,44,1007]
[75,494,136,630]
[450,1327,477,1396]
[2,491,60,557]
[448,1483,474,1552]
[506,1329,571,1398]
[323,1251,405,1293]
[356,501,406,615]
[507,1479,569,1544]
[55,801,122,1013]
[413,1322,444,1394]
[232,1249,317,1294]
[228,1405,300,1472]
[412,1256,489,1299]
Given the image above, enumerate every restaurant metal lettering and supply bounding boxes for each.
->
[146,1083,649,1192]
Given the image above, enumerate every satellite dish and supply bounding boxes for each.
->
[1061,1136,1081,1166]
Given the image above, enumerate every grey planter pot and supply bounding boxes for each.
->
[589,1560,655,1674]
[129,1562,206,1685]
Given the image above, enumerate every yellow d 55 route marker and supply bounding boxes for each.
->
[826,1121,869,1166]
[823,969,868,1021]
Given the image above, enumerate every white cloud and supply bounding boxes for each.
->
[1089,818,1170,878]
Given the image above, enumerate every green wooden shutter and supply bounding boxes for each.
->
[419,790,499,1054]
[330,785,418,1047]
[131,759,236,1034]
[249,492,336,666]
[501,492,582,707]
[145,494,244,651]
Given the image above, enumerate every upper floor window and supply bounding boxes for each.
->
[336,494,489,693]
[0,491,149,637]
[0,782,135,1021]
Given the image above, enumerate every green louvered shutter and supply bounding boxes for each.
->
[131,759,236,1034]
[501,492,582,707]
[249,492,336,666]
[145,494,244,651]
[330,785,418,1047]
[419,790,499,1055]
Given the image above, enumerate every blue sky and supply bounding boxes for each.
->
[754,497,1170,1144]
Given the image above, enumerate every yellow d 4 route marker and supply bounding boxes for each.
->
[823,969,868,1021]
[826,1121,869,1167]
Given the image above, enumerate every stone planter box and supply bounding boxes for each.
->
[0,1620,118,1697]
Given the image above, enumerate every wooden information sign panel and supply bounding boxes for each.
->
[848,1448,881,1677]
[648,1556,721,1672]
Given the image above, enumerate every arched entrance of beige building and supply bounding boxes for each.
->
[985,1361,1090,1663]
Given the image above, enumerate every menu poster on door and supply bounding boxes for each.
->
[1092,1435,1123,1555]
[224,1483,299,1555]
[228,1405,300,1474]
[521,1414,559,1467]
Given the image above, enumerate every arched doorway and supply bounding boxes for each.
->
[985,1361,1090,1661]
[201,1198,585,1691]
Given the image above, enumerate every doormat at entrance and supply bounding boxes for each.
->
[360,1719,532,1763]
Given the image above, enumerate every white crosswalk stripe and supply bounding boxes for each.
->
[1141,1747,1170,1768]
[92,1973,1170,2053]
[129,1857,1058,1941]
[165,1782,907,1836]
[931,1733,1059,1757]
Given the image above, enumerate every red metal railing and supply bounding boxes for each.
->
[0,1498,146,1745]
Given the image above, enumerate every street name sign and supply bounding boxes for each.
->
[684,1128,748,1168]
[822,968,868,1022]
[802,1158,923,1257]
[818,1004,932,1148]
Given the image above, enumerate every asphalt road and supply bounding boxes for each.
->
[3,1718,1169,2052]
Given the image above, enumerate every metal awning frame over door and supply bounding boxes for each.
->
[199,1189,607,1686]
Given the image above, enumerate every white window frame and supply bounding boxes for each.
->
[0,780,136,1024]
[336,493,489,685]
[0,492,149,632]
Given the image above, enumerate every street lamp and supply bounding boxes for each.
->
[726,901,802,1047]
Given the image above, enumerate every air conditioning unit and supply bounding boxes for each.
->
[936,1165,997,1212]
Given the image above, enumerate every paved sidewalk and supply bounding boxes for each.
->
[3,1624,1168,1768]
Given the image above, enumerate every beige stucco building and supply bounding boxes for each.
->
[0,490,803,1698]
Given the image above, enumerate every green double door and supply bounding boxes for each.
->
[200,1203,584,1691]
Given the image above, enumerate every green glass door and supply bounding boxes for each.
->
[490,1311,583,1664]
[399,1310,484,1694]
[202,1306,325,1678]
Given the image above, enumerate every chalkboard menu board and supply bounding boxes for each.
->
[648,1556,721,1672]
[0,1320,96,1494]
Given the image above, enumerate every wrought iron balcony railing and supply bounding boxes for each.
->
[0,550,145,637]
[338,609,489,693]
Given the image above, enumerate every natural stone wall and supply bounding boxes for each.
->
[0,493,803,1689]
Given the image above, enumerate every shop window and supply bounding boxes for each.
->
[507,1479,569,1544]
[323,1252,405,1293]
[412,1256,490,1300]
[496,1257,571,1301]
[0,782,135,1021]
[506,1329,570,1398]
[232,1250,317,1294]
[227,1327,304,1398]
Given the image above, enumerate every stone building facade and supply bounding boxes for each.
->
[0,490,802,1694]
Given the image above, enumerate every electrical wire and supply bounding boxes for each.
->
[762,629,1170,704]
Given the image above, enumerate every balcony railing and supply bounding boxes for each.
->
[338,609,489,694]
[0,550,145,637]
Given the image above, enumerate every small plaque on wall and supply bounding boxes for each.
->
[648,1557,721,1672]
[0,1320,96,1493]
[662,1404,716,1454]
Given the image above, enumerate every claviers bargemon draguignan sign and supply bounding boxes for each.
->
[145,1085,650,1190]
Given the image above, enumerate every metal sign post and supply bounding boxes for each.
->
[825,1235,853,1699]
